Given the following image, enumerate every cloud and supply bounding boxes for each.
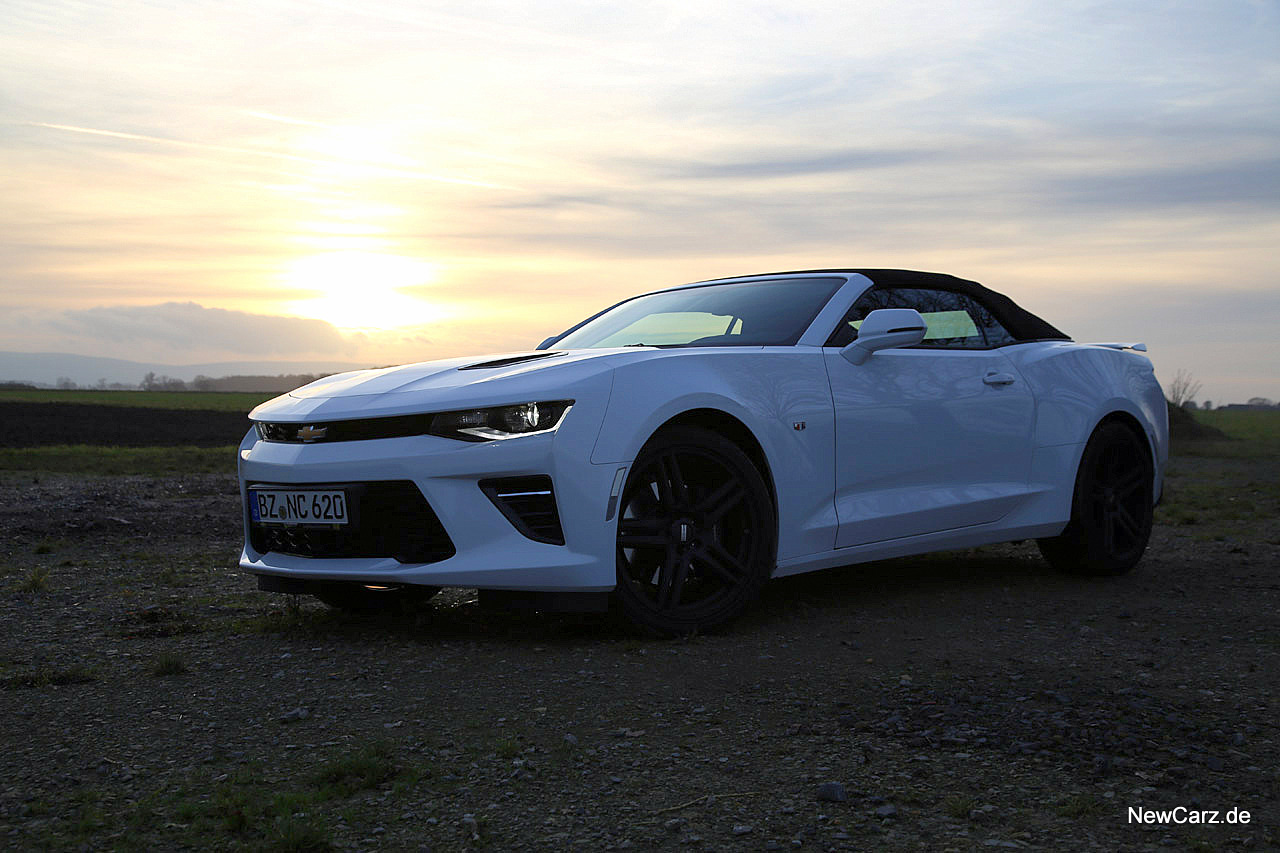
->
[625,147,930,181]
[47,302,357,360]
[1046,158,1280,210]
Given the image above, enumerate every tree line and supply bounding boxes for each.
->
[33,373,332,393]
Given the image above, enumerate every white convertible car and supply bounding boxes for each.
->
[239,269,1168,634]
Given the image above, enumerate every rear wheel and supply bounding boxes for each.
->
[1038,420,1153,576]
[614,426,776,635]
[313,582,440,615]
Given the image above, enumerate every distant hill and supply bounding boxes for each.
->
[0,351,370,389]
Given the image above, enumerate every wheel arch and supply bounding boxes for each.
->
[1077,407,1160,500]
[1095,409,1152,453]
[651,408,779,518]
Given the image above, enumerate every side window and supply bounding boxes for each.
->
[965,295,1017,347]
[826,287,992,349]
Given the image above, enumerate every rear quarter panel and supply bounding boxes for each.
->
[1003,342,1168,501]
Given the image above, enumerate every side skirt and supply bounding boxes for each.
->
[772,520,1065,579]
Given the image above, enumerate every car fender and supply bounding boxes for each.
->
[1004,342,1168,497]
[590,348,839,561]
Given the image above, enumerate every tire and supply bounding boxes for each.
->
[1038,420,1154,576]
[614,425,776,636]
[313,582,440,616]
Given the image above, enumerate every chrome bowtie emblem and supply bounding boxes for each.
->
[296,425,327,442]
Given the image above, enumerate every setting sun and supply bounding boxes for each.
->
[280,251,449,331]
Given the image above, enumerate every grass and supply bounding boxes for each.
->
[0,444,237,474]
[2,663,96,689]
[309,741,400,796]
[1156,409,1280,539]
[1196,408,1280,443]
[942,795,976,819]
[0,388,277,411]
[1174,409,1280,459]
[1056,793,1102,817]
[149,652,188,677]
[28,743,427,850]
[493,737,522,759]
[14,565,50,593]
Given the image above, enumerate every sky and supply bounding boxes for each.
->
[1,0,1277,404]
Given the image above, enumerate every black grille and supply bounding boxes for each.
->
[248,481,455,563]
[255,413,433,444]
[479,476,565,545]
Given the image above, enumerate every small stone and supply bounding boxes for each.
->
[732,824,752,835]
[563,734,578,746]
[279,707,310,723]
[816,782,847,802]
[664,818,685,832]
[875,804,897,818]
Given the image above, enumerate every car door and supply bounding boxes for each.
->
[823,286,1037,548]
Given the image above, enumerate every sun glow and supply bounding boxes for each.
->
[281,252,449,331]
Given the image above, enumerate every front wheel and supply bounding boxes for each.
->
[1038,420,1153,576]
[614,426,776,636]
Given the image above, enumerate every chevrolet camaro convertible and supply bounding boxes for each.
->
[239,269,1168,634]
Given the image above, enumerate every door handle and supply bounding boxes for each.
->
[983,371,1016,386]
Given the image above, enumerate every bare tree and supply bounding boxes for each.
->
[1166,369,1202,408]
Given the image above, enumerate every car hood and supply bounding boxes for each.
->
[248,348,636,422]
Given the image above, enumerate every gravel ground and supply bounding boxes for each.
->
[1,454,1277,851]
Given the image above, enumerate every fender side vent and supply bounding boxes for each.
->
[479,476,565,545]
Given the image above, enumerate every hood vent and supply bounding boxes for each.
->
[459,352,562,371]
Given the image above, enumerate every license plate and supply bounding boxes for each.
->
[249,489,349,525]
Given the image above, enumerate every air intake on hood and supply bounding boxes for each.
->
[458,352,562,370]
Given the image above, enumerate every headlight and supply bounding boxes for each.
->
[429,400,573,442]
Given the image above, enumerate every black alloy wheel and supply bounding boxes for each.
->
[1038,420,1154,576]
[313,582,440,615]
[614,425,776,635]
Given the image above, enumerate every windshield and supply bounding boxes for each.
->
[553,277,844,349]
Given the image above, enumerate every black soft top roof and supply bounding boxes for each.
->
[724,268,1070,342]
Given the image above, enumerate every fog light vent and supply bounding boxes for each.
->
[479,476,565,545]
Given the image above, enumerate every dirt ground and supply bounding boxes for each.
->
[0,424,1277,850]
[0,402,250,448]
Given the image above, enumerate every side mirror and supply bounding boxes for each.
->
[839,308,927,365]
[535,336,559,350]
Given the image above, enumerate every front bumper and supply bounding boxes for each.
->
[237,427,625,592]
